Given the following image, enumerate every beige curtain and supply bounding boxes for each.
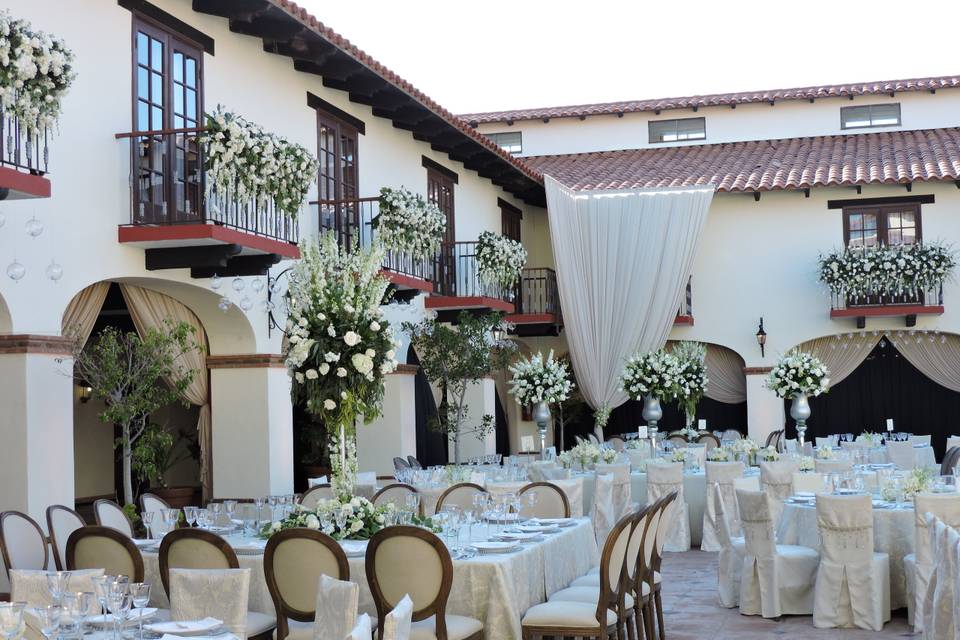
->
[896,333,960,393]
[544,176,714,435]
[119,284,212,499]
[796,333,883,389]
[61,282,110,346]
[704,344,746,404]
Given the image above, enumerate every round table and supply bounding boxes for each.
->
[776,500,914,610]
[413,477,585,518]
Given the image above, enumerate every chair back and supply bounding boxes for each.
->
[735,490,776,559]
[665,432,688,445]
[913,494,960,567]
[139,493,170,516]
[763,429,783,449]
[651,492,678,571]
[640,497,663,572]
[910,434,932,446]
[791,472,824,494]
[947,436,960,452]
[365,526,452,637]
[372,484,419,512]
[65,526,144,581]
[624,506,651,585]
[886,441,916,470]
[168,568,250,639]
[392,457,410,472]
[814,459,853,474]
[159,528,238,597]
[434,482,485,514]
[711,484,733,548]
[815,494,874,565]
[518,482,571,518]
[596,512,634,624]
[696,433,721,451]
[759,460,800,502]
[299,484,335,510]
[941,447,960,476]
[45,505,85,571]
[406,456,423,470]
[265,529,349,639]
[607,436,626,452]
[0,511,49,577]
[721,429,742,441]
[93,500,134,537]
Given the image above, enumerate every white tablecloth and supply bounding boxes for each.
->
[777,501,913,610]
[415,477,585,518]
[144,519,597,640]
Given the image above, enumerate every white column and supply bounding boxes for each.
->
[208,357,293,498]
[0,337,75,523]
[745,367,784,443]
[449,378,497,463]
[357,365,418,476]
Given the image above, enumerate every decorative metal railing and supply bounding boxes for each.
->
[514,267,560,319]
[830,284,942,311]
[1,111,49,175]
[434,240,514,303]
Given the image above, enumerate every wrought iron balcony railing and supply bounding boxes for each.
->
[315,196,433,281]
[514,267,561,319]
[434,240,514,303]
[1,110,49,175]
[830,285,943,311]
[677,275,693,318]
[119,127,298,244]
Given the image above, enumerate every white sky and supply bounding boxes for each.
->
[296,0,960,115]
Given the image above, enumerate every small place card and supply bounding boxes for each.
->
[521,435,535,452]
[886,418,894,432]
[697,419,707,430]
[637,426,648,439]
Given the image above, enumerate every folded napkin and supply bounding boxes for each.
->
[308,476,329,487]
[348,614,372,640]
[146,617,223,635]
[159,634,238,640]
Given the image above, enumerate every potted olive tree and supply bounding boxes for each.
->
[132,423,200,508]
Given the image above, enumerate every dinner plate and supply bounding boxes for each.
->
[515,524,559,534]
[530,518,575,527]
[470,541,519,554]
[87,608,158,626]
[146,618,223,636]
[494,532,542,542]
[483,512,520,523]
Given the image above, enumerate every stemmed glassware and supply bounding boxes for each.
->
[525,491,539,521]
[183,506,198,528]
[63,591,95,639]
[0,603,25,640]
[196,509,210,529]
[404,493,420,518]
[333,508,348,539]
[129,583,151,640]
[107,582,132,640]
[46,571,72,605]
[91,576,111,617]
[222,500,238,530]
[161,509,180,534]
[35,605,62,640]
[141,511,155,540]
[208,502,223,527]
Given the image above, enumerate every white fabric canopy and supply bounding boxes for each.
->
[544,176,714,428]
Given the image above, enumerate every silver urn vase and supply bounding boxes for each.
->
[641,395,662,451]
[790,393,811,447]
[532,401,552,460]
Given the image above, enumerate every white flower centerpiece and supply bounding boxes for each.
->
[815,446,835,460]
[758,446,780,462]
[707,446,731,462]
[283,233,399,498]
[201,107,319,219]
[856,431,883,447]
[621,349,681,437]
[475,230,527,293]
[818,242,956,302]
[671,341,709,428]
[0,11,76,136]
[798,456,815,472]
[375,186,447,260]
[766,350,830,446]
[259,495,439,540]
[508,350,574,407]
[730,438,761,466]
[557,441,617,470]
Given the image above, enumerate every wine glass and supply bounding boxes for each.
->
[65,591,95,638]
[525,491,539,522]
[91,576,111,616]
[405,493,420,518]
[0,603,25,640]
[208,502,223,527]
[223,500,238,528]
[35,606,61,640]
[183,506,198,528]
[46,571,72,605]
[107,591,132,640]
[141,511,155,540]
[129,583,151,640]
[196,509,210,529]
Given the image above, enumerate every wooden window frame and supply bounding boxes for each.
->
[841,202,922,248]
[487,131,522,154]
[426,167,456,244]
[499,198,522,243]
[648,117,706,144]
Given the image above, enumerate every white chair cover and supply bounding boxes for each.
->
[683,445,707,469]
[348,614,372,640]
[594,462,631,519]
[737,489,819,618]
[760,460,800,503]
[169,568,251,640]
[911,435,932,446]
[812,494,890,631]
[646,462,690,552]
[814,459,853,474]
[382,594,413,640]
[590,473,616,547]
[782,438,798,455]
[10,569,104,606]
[921,516,943,636]
[733,476,760,492]
[947,436,960,452]
[887,441,918,470]
[930,524,959,640]
[791,472,825,494]
[904,494,960,630]
[701,461,744,552]
[816,436,839,449]
[712,484,744,608]
[314,575,359,640]
[95,501,134,537]
[625,446,653,472]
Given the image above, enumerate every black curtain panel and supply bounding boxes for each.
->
[784,337,960,461]
[409,347,447,466]
[494,389,510,456]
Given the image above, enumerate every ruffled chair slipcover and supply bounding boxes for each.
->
[591,473,616,547]
[711,484,744,608]
[760,460,801,503]
[646,462,690,552]
[595,462,632,519]
[929,524,959,640]
[921,517,943,636]
[737,489,819,618]
[902,494,960,630]
[701,461,744,552]
[887,441,918,470]
[812,494,890,631]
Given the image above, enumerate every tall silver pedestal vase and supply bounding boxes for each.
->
[790,393,811,449]
[642,395,662,454]
[533,401,552,461]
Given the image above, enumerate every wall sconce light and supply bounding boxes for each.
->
[79,385,93,403]
[756,317,767,357]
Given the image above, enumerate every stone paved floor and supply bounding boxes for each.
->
[659,551,915,639]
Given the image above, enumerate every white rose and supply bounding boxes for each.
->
[323,399,336,410]
[365,348,376,357]
[341,391,348,399]
[352,353,374,374]
[270,521,281,533]
[327,325,336,337]
[305,369,318,380]
[294,372,304,383]
[344,331,361,347]
[305,514,320,530]
[319,363,330,375]
[386,350,396,359]
[298,318,308,327]
[336,367,348,377]
[370,321,381,332]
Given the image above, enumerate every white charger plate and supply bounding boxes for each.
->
[145,617,223,636]
[530,518,575,527]
[87,608,158,626]
[470,541,519,554]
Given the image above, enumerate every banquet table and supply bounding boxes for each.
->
[143,518,597,639]
[776,500,914,610]
[415,477,585,518]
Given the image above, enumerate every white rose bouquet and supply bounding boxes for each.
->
[508,350,574,407]
[798,456,815,472]
[707,446,731,462]
[620,349,681,401]
[670,448,689,464]
[258,495,439,540]
[670,341,708,423]
[557,441,616,468]
[815,447,835,460]
[766,351,830,398]
[731,438,760,455]
[375,187,447,260]
[856,432,882,447]
[758,446,780,462]
[475,230,527,290]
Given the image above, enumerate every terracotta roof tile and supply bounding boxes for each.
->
[461,76,960,125]
[523,128,960,193]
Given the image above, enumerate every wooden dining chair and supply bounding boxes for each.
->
[93,499,134,537]
[0,510,49,579]
[647,492,679,640]
[139,492,171,515]
[366,525,483,640]
[434,483,486,514]
[665,432,688,445]
[696,433,721,451]
[65,525,144,581]
[299,484,335,510]
[372,483,420,513]
[518,482,571,519]
[45,505,86,571]
[607,436,626,452]
[264,528,349,640]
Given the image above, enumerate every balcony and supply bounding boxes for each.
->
[506,268,562,336]
[316,196,434,296]
[0,111,51,199]
[829,285,943,328]
[116,127,300,278]
[425,241,516,321]
[674,276,694,325]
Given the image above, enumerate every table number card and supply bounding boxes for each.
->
[886,418,894,432]
[637,426,648,439]
[521,435,535,452]
[697,419,706,431]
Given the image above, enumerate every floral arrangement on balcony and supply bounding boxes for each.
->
[376,186,446,260]
[620,349,681,402]
[284,233,399,497]
[0,12,76,134]
[765,350,830,399]
[670,341,708,425]
[508,349,574,407]
[817,242,956,302]
[202,108,319,219]
[476,230,527,290]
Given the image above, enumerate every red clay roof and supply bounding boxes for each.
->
[524,128,960,193]
[461,76,960,125]
[267,0,543,186]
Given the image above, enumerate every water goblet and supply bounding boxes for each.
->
[333,508,348,539]
[405,493,420,517]
[208,502,223,527]
[0,603,25,640]
[91,576,111,616]
[195,509,210,529]
[141,511,155,540]
[223,500,238,525]
[183,506,198,528]
[107,591,132,640]
[46,571,72,606]
[35,605,62,640]
[129,583,151,640]
[67,591,95,639]
[525,491,539,521]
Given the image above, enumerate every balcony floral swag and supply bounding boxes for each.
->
[508,349,575,407]
[375,186,446,260]
[818,242,956,300]
[765,350,830,399]
[201,108,319,219]
[476,230,527,289]
[283,233,400,497]
[0,11,75,134]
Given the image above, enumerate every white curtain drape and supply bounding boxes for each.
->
[896,333,960,393]
[119,284,212,499]
[795,333,883,389]
[667,341,746,404]
[544,176,714,430]
[61,282,110,346]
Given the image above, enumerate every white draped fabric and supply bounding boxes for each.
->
[544,176,714,431]
[898,333,960,393]
[704,344,747,404]
[61,282,110,345]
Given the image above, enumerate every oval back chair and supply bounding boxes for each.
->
[93,499,134,537]
[518,482,571,519]
[434,483,486,515]
[158,527,238,597]
[45,505,86,571]
[0,511,49,579]
[65,526,144,581]
[299,484,335,511]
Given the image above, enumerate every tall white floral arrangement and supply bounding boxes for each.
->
[508,350,574,407]
[670,341,708,424]
[201,107,319,219]
[284,233,400,497]
[376,186,446,260]
[818,242,956,300]
[765,350,830,398]
[620,349,681,401]
[0,11,75,134]
[476,230,527,290]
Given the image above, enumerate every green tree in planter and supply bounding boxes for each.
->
[69,322,199,506]
[405,312,515,464]
[132,423,199,489]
